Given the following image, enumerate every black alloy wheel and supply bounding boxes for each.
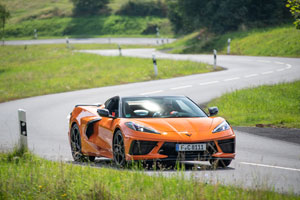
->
[209,159,232,168]
[71,124,95,162]
[113,130,126,167]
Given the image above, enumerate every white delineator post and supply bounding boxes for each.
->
[227,38,231,55]
[152,53,158,77]
[156,27,160,45]
[118,44,122,56]
[213,49,217,70]
[34,29,38,40]
[66,37,70,48]
[18,109,28,150]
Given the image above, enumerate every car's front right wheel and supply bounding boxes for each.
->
[113,130,127,167]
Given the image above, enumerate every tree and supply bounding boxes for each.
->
[71,0,109,16]
[167,0,292,34]
[286,0,300,29]
[0,3,10,45]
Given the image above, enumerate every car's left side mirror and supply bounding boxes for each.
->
[208,107,218,116]
[97,109,110,117]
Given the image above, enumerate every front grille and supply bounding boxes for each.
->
[129,141,158,155]
[159,141,217,161]
[218,139,235,153]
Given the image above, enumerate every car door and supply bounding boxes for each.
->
[97,97,120,154]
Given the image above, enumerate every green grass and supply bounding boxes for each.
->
[2,0,173,38]
[4,15,172,38]
[0,44,215,102]
[159,25,300,57]
[1,149,299,199]
[207,81,300,128]
[2,0,164,22]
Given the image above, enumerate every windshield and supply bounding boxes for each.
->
[122,97,207,118]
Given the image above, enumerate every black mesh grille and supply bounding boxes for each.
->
[129,141,158,155]
[218,139,235,153]
[159,141,217,161]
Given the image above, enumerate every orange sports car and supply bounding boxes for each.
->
[68,96,235,167]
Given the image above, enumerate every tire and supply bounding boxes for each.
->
[113,130,127,167]
[70,124,95,162]
[209,159,232,168]
[88,156,96,162]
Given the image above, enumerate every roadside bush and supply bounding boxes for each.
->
[116,0,167,17]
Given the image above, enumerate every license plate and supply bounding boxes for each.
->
[176,143,206,152]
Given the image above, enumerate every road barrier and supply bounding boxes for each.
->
[18,109,28,150]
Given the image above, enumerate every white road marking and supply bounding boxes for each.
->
[274,61,285,65]
[171,85,192,90]
[286,64,292,69]
[224,77,240,81]
[261,71,274,75]
[199,81,220,85]
[257,60,271,63]
[276,68,285,72]
[244,74,258,78]
[140,90,163,95]
[240,162,300,172]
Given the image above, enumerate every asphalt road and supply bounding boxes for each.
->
[3,38,175,46]
[0,48,299,194]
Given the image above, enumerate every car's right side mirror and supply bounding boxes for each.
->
[208,107,219,116]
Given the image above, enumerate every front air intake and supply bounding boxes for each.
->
[129,141,157,155]
[218,139,235,153]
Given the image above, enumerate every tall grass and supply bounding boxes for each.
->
[0,44,214,102]
[207,81,300,128]
[0,150,298,199]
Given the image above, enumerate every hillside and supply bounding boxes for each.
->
[2,0,172,38]
[159,25,300,57]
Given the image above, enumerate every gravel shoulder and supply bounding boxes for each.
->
[233,126,300,145]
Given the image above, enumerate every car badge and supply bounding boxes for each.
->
[185,133,192,137]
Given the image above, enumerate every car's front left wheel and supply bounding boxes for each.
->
[209,159,232,168]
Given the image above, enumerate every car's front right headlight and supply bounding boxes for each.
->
[125,122,160,134]
[212,121,230,133]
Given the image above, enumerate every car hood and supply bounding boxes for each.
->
[133,117,223,133]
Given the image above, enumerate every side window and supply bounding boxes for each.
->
[106,97,119,117]
[176,100,193,114]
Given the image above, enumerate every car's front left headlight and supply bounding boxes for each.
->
[212,121,230,133]
[125,122,160,134]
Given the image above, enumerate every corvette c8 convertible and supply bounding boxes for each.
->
[68,96,235,167]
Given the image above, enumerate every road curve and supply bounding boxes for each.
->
[4,38,175,46]
[0,48,299,194]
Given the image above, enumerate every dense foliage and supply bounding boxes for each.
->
[167,0,292,33]
[71,0,109,16]
[116,0,167,17]
[286,0,300,29]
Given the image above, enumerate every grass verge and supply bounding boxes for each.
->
[0,44,215,102]
[5,15,172,38]
[1,149,299,199]
[207,81,300,128]
[159,25,300,57]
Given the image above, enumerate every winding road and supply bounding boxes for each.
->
[1,42,300,194]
